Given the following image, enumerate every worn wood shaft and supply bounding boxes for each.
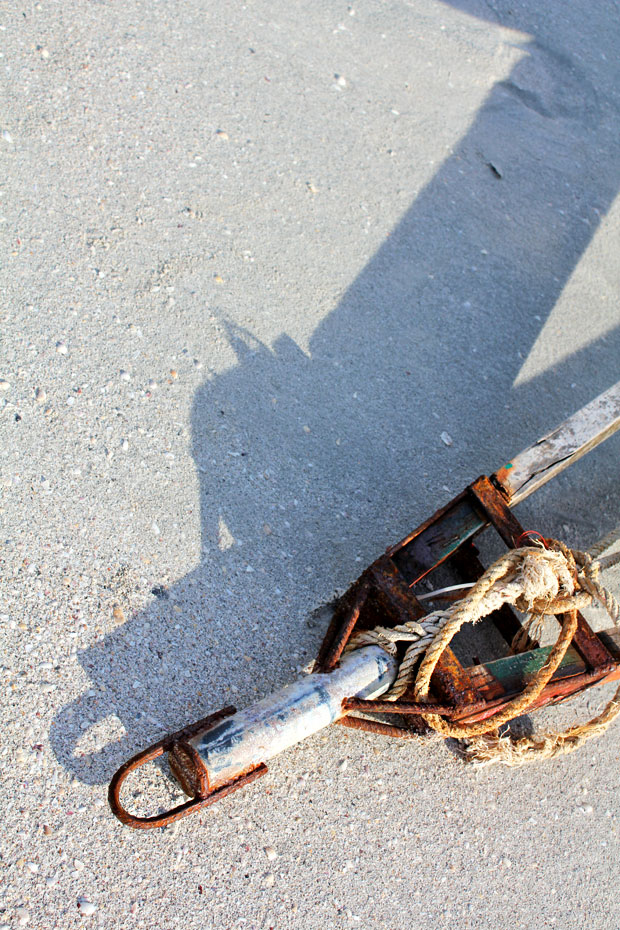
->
[494,382,620,505]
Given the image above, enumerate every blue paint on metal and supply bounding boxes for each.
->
[188,646,398,784]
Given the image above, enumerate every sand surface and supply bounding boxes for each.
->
[1,1,620,927]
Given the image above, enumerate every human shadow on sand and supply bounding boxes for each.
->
[51,0,620,787]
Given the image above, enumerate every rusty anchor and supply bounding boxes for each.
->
[109,382,620,828]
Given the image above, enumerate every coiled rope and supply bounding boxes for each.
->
[345,533,620,766]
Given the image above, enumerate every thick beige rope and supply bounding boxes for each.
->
[344,612,452,699]
[464,537,620,766]
[589,524,620,560]
[347,535,620,765]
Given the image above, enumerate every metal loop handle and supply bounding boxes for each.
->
[108,706,268,829]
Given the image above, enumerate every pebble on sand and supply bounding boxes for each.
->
[0,380,10,391]
[56,341,68,355]
[77,900,97,917]
[264,846,277,861]
[440,431,453,447]
[112,604,125,623]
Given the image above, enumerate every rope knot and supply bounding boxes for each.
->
[513,546,575,615]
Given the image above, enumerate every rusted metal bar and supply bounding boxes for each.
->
[369,556,427,622]
[321,579,371,671]
[336,715,420,739]
[314,576,375,673]
[342,696,490,718]
[468,475,526,548]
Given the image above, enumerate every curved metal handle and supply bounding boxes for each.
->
[108,706,267,829]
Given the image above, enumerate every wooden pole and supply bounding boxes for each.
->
[494,382,620,505]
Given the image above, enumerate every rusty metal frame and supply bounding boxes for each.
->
[316,474,618,735]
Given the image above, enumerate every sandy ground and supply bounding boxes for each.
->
[1,0,620,927]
